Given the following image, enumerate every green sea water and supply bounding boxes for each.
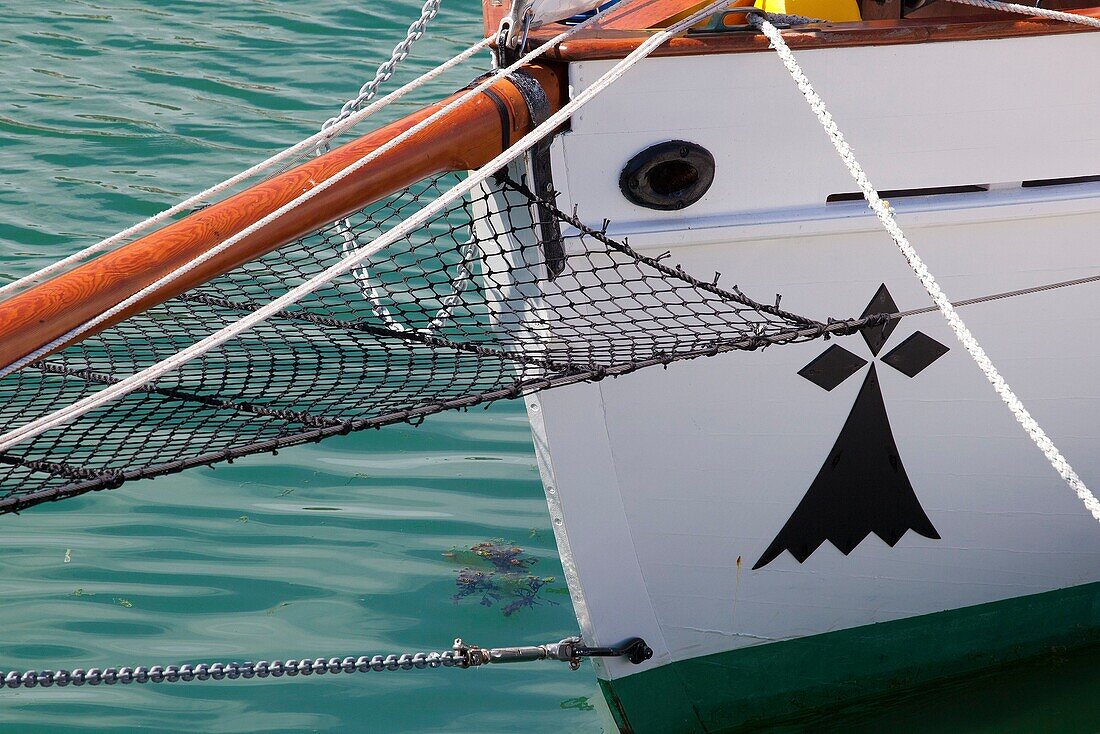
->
[3,2,1100,732]
[0,2,604,731]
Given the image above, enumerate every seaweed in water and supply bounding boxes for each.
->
[560,696,596,712]
[444,540,558,616]
[453,567,505,608]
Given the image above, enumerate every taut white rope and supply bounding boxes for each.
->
[750,15,1100,522]
[0,30,490,301]
[0,0,740,450]
[945,0,1100,27]
[0,20,586,382]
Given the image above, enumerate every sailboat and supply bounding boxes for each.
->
[1,0,1100,730]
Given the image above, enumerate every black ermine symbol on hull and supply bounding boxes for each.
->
[754,284,948,570]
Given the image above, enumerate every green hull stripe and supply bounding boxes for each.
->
[600,582,1100,733]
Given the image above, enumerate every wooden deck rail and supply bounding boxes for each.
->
[0,65,565,371]
[484,0,1100,60]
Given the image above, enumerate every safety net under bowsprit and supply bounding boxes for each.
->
[0,0,888,517]
[5,0,1093,532]
[0,165,851,514]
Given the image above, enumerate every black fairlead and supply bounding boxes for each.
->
[619,140,715,211]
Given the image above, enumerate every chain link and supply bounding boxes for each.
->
[316,0,443,154]
[0,636,654,689]
[1,650,469,689]
[316,0,458,331]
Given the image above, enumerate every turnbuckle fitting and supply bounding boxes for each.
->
[453,636,653,671]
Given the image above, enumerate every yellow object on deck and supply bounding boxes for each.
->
[754,0,861,21]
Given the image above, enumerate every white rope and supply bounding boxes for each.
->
[0,16,604,382]
[945,0,1100,27]
[0,30,527,381]
[0,0,738,450]
[750,15,1100,522]
[0,27,489,302]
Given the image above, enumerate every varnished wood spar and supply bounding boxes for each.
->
[0,65,565,370]
[543,10,1100,60]
[486,0,756,38]
[594,0,715,29]
[481,0,710,36]
[483,0,1100,61]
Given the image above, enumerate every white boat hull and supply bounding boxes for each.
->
[490,28,1100,731]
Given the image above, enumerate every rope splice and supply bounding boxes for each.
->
[0,637,653,689]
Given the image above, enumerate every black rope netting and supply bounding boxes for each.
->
[0,166,860,514]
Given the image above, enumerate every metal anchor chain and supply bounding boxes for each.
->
[313,0,469,333]
[0,637,652,689]
[315,0,444,154]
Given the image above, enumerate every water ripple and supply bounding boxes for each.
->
[0,2,601,731]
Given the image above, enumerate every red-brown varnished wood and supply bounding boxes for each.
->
[483,0,1100,61]
[0,65,565,370]
[481,0,707,35]
[593,0,705,28]
[484,0,509,35]
[543,9,1100,60]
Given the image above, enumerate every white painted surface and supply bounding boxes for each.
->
[504,32,1100,682]
[558,33,1100,226]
